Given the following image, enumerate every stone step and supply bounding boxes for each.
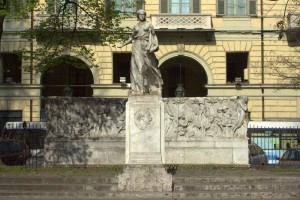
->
[0,177,117,185]
[1,176,297,186]
[174,183,299,191]
[173,176,298,183]
[2,175,297,185]
[0,181,298,193]
[0,190,298,200]
[0,170,299,200]
[0,183,112,191]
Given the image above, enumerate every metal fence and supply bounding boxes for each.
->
[247,125,300,167]
[1,121,300,168]
[0,122,46,167]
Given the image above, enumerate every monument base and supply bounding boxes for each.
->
[126,95,165,164]
[117,165,172,192]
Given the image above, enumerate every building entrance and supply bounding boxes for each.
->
[160,56,207,97]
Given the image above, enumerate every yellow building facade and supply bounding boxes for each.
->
[0,0,299,123]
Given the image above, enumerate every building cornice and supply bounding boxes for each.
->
[0,84,43,89]
[0,84,43,98]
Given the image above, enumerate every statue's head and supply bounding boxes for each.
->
[136,9,147,19]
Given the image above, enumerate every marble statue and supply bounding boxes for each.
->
[117,9,163,95]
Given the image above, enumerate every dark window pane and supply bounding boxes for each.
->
[1,53,22,83]
[226,52,248,83]
[113,53,131,83]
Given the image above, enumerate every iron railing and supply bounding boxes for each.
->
[1,121,299,168]
[0,122,46,167]
[247,125,300,167]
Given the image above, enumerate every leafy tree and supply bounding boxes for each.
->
[18,0,137,73]
[266,0,300,86]
[0,0,37,42]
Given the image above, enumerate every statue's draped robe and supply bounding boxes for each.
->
[130,22,163,94]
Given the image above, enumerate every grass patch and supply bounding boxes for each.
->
[0,165,123,176]
[0,166,42,173]
[259,167,300,173]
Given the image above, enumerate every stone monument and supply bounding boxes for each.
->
[116,9,172,192]
[44,10,249,189]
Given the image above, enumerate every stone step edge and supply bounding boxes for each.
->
[0,182,298,188]
[0,190,298,195]
[0,177,300,184]
[0,192,298,200]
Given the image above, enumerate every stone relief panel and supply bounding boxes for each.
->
[46,97,127,138]
[46,97,248,140]
[163,97,248,140]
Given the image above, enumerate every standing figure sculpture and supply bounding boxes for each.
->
[117,9,163,95]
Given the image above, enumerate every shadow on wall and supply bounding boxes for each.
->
[45,97,127,139]
[44,97,127,165]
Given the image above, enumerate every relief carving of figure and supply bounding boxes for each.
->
[46,98,126,139]
[117,9,163,95]
[164,97,248,140]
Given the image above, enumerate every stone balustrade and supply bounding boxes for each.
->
[150,14,212,30]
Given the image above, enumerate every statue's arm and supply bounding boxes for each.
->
[148,24,159,53]
[150,24,155,34]
[117,37,133,48]
[117,25,136,48]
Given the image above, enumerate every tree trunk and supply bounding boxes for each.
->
[0,15,5,43]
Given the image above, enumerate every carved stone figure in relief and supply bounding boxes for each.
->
[46,98,126,139]
[134,108,154,130]
[117,9,163,95]
[163,97,248,140]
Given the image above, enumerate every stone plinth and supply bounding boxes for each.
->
[44,138,125,165]
[118,95,172,192]
[125,95,165,164]
[117,165,172,192]
[165,138,248,165]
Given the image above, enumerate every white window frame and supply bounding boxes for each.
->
[170,0,190,14]
[113,0,144,13]
[160,0,200,14]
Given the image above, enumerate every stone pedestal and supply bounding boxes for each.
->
[117,165,172,192]
[118,94,172,191]
[125,95,165,164]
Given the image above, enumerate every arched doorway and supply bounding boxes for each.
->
[41,56,94,97]
[160,56,207,97]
